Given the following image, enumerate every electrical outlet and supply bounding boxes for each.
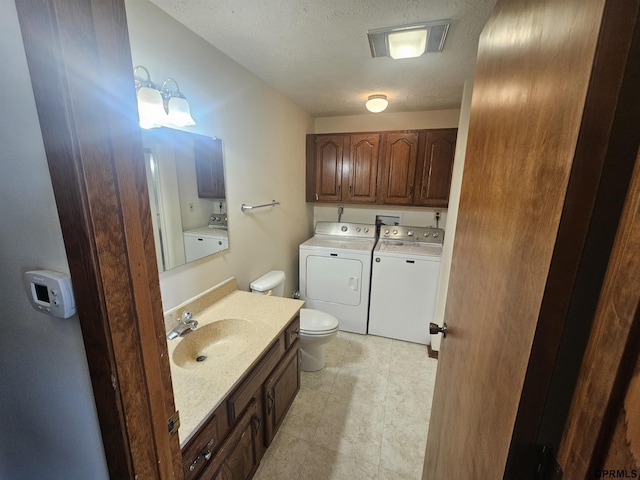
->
[435,211,441,220]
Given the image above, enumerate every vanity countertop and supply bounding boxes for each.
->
[165,281,304,446]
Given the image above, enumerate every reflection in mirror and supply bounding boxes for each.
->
[142,128,228,272]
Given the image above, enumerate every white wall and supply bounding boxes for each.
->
[0,1,109,478]
[125,1,315,309]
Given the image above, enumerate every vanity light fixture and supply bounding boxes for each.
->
[365,94,389,113]
[367,19,450,59]
[133,66,196,129]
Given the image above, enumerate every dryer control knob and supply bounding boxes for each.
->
[433,233,439,238]
[356,227,361,232]
[341,225,348,232]
[384,229,390,234]
[407,230,413,236]
[364,228,369,233]
[393,229,398,234]
[423,233,430,237]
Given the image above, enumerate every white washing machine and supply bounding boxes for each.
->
[183,226,229,263]
[299,222,377,334]
[368,226,444,344]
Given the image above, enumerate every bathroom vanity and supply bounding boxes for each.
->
[164,279,303,480]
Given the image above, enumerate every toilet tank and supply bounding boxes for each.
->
[250,270,286,297]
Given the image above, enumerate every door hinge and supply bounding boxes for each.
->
[167,411,180,437]
[537,445,563,480]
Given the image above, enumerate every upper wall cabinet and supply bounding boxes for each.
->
[195,136,225,199]
[308,133,380,204]
[306,129,456,207]
[415,129,457,207]
[379,132,419,205]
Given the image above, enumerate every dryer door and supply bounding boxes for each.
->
[304,255,364,306]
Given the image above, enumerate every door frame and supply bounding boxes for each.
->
[14,1,182,478]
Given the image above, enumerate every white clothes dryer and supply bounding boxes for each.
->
[368,226,444,344]
[299,222,377,334]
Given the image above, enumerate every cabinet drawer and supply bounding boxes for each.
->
[284,315,300,350]
[182,401,227,480]
[227,337,283,426]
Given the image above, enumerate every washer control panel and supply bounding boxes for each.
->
[379,226,445,245]
[24,270,76,318]
[314,221,376,239]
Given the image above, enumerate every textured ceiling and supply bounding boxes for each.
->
[149,0,496,117]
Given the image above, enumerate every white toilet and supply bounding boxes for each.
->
[250,270,339,372]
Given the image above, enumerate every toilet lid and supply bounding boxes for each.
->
[300,308,339,333]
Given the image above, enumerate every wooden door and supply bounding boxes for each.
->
[380,132,418,204]
[345,134,380,203]
[423,0,640,478]
[314,135,344,202]
[415,129,456,207]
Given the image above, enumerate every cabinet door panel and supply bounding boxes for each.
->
[381,132,418,204]
[200,401,258,480]
[417,129,457,206]
[264,345,301,445]
[315,135,344,202]
[195,137,225,198]
[347,134,379,203]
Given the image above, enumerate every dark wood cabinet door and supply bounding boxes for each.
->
[416,129,457,207]
[195,136,225,198]
[380,132,419,205]
[200,401,259,480]
[264,345,301,445]
[346,134,380,203]
[314,135,344,202]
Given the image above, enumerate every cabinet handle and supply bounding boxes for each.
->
[315,193,318,201]
[349,185,353,195]
[337,185,341,194]
[267,391,275,414]
[252,415,261,433]
[189,439,214,471]
[290,328,300,341]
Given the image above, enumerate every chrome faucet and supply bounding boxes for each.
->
[167,311,198,340]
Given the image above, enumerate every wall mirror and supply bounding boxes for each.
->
[141,128,228,272]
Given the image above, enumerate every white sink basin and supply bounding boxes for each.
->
[172,318,255,369]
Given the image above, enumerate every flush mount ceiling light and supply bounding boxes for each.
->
[367,19,450,59]
[133,65,196,129]
[365,94,389,113]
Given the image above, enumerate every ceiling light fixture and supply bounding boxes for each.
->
[365,94,389,113]
[133,66,196,129]
[367,20,450,59]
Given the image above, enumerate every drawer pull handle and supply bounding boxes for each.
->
[267,391,275,414]
[252,415,262,433]
[189,439,215,471]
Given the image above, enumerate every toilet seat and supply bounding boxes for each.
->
[300,308,339,335]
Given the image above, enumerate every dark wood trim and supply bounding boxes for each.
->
[559,149,640,477]
[14,1,181,478]
[506,1,640,476]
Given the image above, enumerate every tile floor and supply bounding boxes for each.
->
[254,331,438,480]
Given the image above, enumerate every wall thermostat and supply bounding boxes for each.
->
[24,270,76,319]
